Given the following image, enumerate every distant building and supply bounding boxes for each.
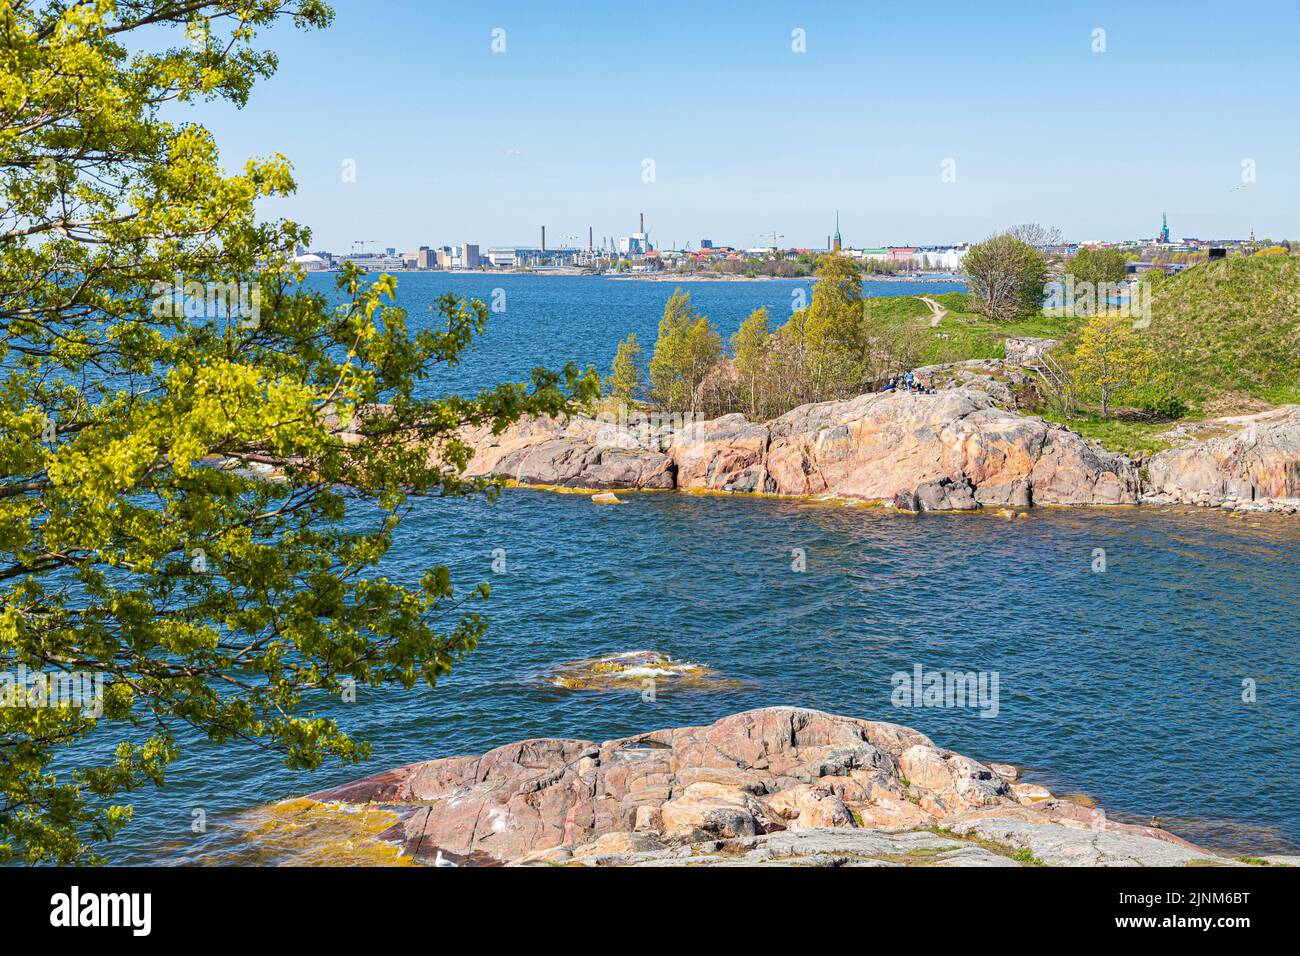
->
[416,246,437,270]
[833,213,842,252]
[1159,213,1170,244]
[486,247,518,267]
[337,253,406,271]
[291,253,327,271]
[912,246,968,271]
[617,234,650,257]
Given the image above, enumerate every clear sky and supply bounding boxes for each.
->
[189,0,1300,251]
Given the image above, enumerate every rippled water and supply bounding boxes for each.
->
[67,275,1300,862]
[303,272,962,397]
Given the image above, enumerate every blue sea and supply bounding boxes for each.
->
[74,273,1300,862]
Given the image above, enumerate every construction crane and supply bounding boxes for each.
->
[758,231,784,248]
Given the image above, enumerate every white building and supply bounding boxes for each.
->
[617,233,649,257]
[291,253,328,272]
[912,247,968,271]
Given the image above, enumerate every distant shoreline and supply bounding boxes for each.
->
[309,268,967,284]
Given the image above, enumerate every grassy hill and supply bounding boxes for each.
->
[867,292,1086,366]
[1144,256,1300,409]
[864,256,1300,453]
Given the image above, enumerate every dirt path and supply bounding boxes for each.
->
[918,295,948,326]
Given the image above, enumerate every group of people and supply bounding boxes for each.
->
[881,370,937,394]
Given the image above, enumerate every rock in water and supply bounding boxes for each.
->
[591,492,621,504]
[302,707,1239,867]
[545,650,738,692]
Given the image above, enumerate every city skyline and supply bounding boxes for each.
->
[183,0,1299,250]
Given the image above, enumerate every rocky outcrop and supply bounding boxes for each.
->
[665,413,769,492]
[304,707,1242,867]
[459,415,675,490]
[763,389,1136,506]
[1145,405,1300,513]
[456,388,1140,510]
[1003,336,1060,366]
[911,358,1039,410]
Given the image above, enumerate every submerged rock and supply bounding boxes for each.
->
[545,650,738,692]
[301,706,1246,867]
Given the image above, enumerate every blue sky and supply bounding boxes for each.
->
[189,0,1300,251]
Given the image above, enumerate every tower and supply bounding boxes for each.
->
[1159,212,1169,244]
[833,211,842,252]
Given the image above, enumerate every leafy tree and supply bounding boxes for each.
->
[965,234,1047,321]
[1070,248,1129,287]
[1007,223,1064,250]
[1071,314,1153,417]
[0,0,595,864]
[604,333,644,404]
[802,253,869,398]
[648,289,722,413]
[730,307,770,419]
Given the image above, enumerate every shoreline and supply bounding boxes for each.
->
[460,388,1300,515]
[308,268,967,284]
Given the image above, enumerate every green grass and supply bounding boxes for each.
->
[1052,414,1176,456]
[927,826,1047,866]
[1235,856,1292,867]
[1145,256,1300,410]
[1011,847,1046,866]
[888,258,1300,450]
[870,292,1090,366]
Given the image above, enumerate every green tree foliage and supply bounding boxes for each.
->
[604,333,644,404]
[965,234,1047,321]
[1071,314,1154,417]
[1069,248,1129,310]
[730,307,770,419]
[0,1,596,864]
[648,289,722,413]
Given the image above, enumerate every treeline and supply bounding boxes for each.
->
[604,255,926,420]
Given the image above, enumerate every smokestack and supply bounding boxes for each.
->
[588,226,593,250]
[640,212,644,234]
[541,225,546,252]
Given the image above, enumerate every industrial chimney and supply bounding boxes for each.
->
[541,225,546,252]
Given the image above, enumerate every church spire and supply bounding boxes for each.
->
[833,211,842,252]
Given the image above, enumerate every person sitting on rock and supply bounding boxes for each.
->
[882,376,897,392]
